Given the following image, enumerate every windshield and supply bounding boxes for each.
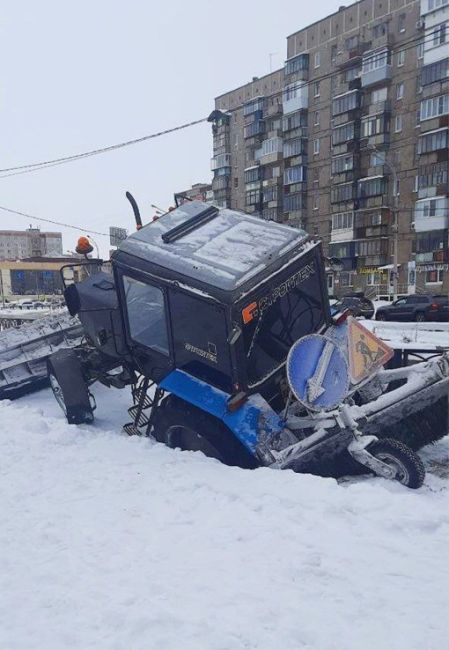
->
[242,273,327,387]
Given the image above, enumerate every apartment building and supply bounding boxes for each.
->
[0,227,63,261]
[174,182,213,205]
[211,0,449,296]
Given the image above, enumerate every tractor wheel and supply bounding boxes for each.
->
[47,349,95,425]
[151,396,259,469]
[368,438,425,489]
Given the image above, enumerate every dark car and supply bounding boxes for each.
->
[333,294,375,319]
[376,294,449,322]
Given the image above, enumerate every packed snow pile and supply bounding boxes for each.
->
[1,386,449,650]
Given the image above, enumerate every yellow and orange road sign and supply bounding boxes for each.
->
[348,317,394,384]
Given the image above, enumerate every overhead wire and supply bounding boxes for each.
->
[0,27,440,180]
[0,205,110,237]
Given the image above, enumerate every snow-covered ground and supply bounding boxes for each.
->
[1,384,449,649]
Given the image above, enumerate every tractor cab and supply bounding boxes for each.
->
[111,201,331,404]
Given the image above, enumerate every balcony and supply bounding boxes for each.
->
[361,49,392,88]
[361,63,392,87]
[282,82,308,114]
[211,153,231,171]
[243,97,265,117]
[244,121,265,139]
[414,196,449,231]
[335,43,367,68]
[284,53,309,79]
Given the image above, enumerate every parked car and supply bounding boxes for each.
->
[333,294,375,319]
[375,295,449,322]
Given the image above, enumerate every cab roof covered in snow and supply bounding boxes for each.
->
[115,201,312,296]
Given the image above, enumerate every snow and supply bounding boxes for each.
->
[2,385,449,649]
[120,202,308,291]
[362,319,449,350]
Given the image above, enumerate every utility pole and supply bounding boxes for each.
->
[0,270,5,309]
[368,146,399,301]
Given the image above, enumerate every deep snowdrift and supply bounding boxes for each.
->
[1,385,449,650]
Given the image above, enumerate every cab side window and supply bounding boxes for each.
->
[123,276,169,355]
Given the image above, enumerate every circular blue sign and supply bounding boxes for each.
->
[286,334,350,412]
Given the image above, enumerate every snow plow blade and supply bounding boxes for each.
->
[0,313,83,400]
[355,355,449,450]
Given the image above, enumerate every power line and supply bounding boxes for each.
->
[0,26,441,183]
[0,117,208,178]
[0,205,110,237]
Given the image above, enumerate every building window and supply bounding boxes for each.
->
[415,196,447,217]
[244,167,262,183]
[282,110,307,132]
[396,82,404,100]
[314,81,320,97]
[331,182,356,203]
[432,22,447,47]
[314,110,320,126]
[332,211,354,230]
[417,40,424,60]
[418,128,449,153]
[332,90,359,116]
[357,176,387,198]
[245,189,261,206]
[331,154,354,174]
[421,58,449,86]
[372,22,387,39]
[425,269,444,284]
[361,114,388,138]
[420,93,449,120]
[332,122,355,145]
[258,137,283,157]
[284,53,309,76]
[283,137,306,157]
[313,138,320,155]
[284,165,306,185]
[397,50,405,67]
[314,51,320,68]
[243,98,265,117]
[417,161,448,189]
[371,87,388,103]
[398,13,406,33]
[362,48,389,73]
[394,115,403,132]
[345,35,359,51]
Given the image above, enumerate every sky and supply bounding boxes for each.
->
[1,0,351,256]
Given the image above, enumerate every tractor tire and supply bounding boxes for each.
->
[151,396,259,470]
[47,349,95,425]
[368,438,425,489]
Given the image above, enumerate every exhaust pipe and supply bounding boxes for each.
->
[126,191,143,230]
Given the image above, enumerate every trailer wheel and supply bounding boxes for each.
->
[368,438,425,489]
[152,396,259,470]
[47,350,95,425]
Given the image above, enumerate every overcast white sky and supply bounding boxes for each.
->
[1,0,350,255]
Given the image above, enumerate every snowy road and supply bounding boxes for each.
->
[1,385,449,649]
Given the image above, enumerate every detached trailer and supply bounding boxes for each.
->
[44,201,448,488]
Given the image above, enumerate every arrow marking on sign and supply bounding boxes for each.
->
[307,340,334,403]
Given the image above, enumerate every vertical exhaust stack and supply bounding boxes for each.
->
[126,192,143,230]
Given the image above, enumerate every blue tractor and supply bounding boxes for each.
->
[48,200,449,488]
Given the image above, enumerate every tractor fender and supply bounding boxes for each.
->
[159,369,283,455]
